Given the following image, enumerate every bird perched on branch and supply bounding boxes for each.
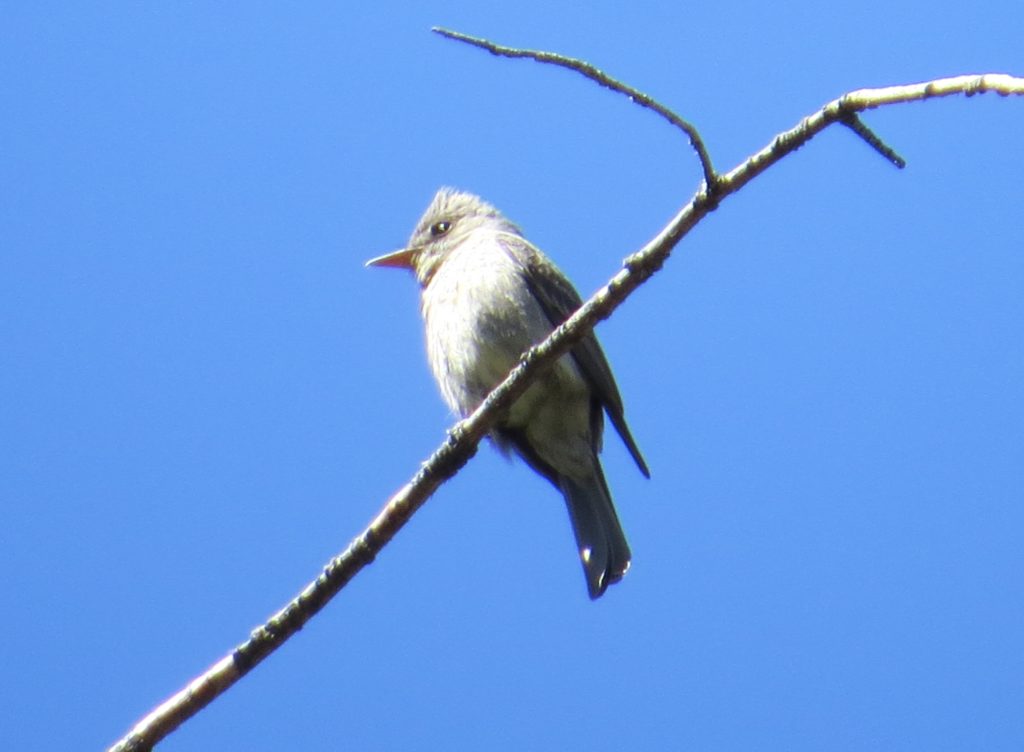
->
[367,188,649,599]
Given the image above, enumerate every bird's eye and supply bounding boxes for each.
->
[430,221,452,237]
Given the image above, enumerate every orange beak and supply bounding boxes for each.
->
[365,247,417,270]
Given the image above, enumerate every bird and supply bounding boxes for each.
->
[366,188,649,599]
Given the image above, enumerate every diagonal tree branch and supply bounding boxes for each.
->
[106,29,1024,751]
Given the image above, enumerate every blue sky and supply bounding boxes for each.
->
[2,3,1022,750]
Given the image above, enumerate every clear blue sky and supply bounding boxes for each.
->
[2,3,1021,750]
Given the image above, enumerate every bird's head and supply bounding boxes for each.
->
[366,188,521,287]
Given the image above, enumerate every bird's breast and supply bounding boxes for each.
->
[421,242,582,419]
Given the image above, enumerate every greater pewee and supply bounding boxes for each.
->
[367,188,649,599]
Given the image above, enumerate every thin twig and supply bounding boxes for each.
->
[432,26,720,193]
[106,49,1024,752]
[838,112,907,168]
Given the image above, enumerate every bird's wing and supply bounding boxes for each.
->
[498,232,650,478]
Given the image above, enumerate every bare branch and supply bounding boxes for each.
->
[714,73,1022,197]
[432,26,720,192]
[106,37,1023,752]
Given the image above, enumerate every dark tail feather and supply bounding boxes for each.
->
[560,463,632,599]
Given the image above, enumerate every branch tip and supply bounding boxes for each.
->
[838,111,907,169]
